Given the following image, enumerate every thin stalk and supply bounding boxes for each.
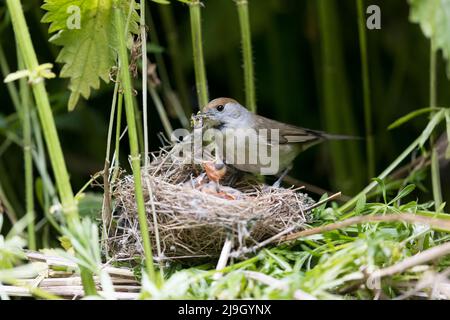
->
[114,2,156,281]
[0,181,17,224]
[189,0,209,109]
[159,4,192,115]
[147,5,189,128]
[317,0,364,194]
[429,42,442,211]
[6,0,78,225]
[0,44,19,224]
[30,111,61,234]
[141,0,149,167]
[133,95,145,155]
[6,0,97,295]
[0,44,21,109]
[356,0,375,179]
[340,135,422,212]
[18,55,36,250]
[101,78,120,251]
[112,93,124,183]
[235,0,256,112]
[148,83,173,138]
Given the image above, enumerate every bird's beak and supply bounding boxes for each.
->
[199,110,213,119]
[198,110,221,127]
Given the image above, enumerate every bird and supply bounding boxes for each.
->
[199,97,358,186]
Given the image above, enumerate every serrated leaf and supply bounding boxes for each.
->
[409,0,450,77]
[41,0,139,111]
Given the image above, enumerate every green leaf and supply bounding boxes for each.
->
[388,107,442,130]
[41,0,139,111]
[58,235,73,251]
[419,109,445,147]
[389,184,416,204]
[355,194,366,215]
[409,0,450,77]
[77,192,103,218]
[151,0,171,4]
[372,178,387,204]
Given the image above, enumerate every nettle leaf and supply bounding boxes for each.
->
[409,0,450,77]
[41,0,139,110]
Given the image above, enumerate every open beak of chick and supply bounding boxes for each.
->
[202,161,227,184]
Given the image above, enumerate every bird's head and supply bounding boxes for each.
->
[201,97,252,129]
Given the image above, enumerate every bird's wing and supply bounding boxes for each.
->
[253,115,325,145]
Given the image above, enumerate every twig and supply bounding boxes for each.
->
[144,176,164,280]
[280,213,450,242]
[304,192,341,211]
[369,242,450,280]
[243,271,287,290]
[213,237,233,280]
[284,175,350,201]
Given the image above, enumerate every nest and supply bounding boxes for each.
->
[108,144,315,263]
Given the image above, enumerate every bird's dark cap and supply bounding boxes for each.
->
[203,97,240,111]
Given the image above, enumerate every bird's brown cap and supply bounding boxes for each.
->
[203,97,240,111]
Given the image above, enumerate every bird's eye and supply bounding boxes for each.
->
[216,105,225,112]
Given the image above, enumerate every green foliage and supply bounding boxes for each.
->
[41,0,139,110]
[409,0,450,77]
[0,215,26,269]
[388,107,442,130]
[418,108,445,147]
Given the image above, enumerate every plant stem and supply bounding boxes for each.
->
[80,267,97,296]
[236,0,256,112]
[189,0,209,110]
[6,0,78,225]
[18,55,36,250]
[340,135,422,212]
[112,93,124,183]
[356,0,375,179]
[147,5,189,128]
[0,181,17,224]
[429,42,442,211]
[101,78,120,252]
[148,83,173,138]
[6,0,97,295]
[114,2,156,281]
[133,95,145,155]
[141,0,149,167]
[317,0,364,194]
[0,44,21,109]
[159,4,192,115]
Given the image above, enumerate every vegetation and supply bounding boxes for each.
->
[0,0,450,300]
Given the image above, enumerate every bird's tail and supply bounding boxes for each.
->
[322,133,363,141]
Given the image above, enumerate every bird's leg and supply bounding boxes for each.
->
[272,165,292,188]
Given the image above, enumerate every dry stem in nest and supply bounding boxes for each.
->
[109,144,315,263]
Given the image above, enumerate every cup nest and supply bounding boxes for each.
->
[108,144,315,263]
